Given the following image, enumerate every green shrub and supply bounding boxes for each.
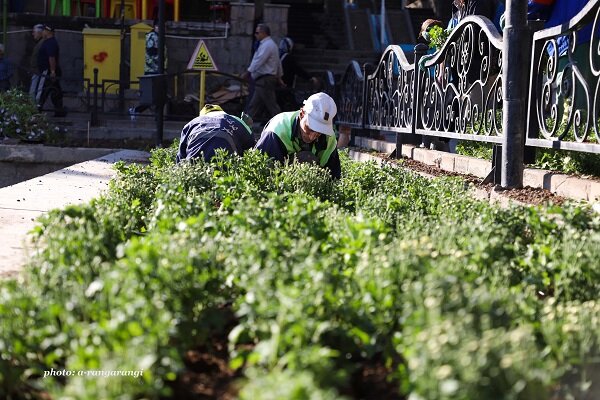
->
[1,148,599,399]
[0,89,58,142]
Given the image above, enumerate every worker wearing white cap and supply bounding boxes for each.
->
[254,92,341,179]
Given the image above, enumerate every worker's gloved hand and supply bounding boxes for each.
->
[418,53,435,71]
[295,151,319,165]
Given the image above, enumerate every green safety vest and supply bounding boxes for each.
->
[266,111,337,167]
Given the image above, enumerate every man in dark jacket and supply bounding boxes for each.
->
[254,92,341,179]
[36,25,66,117]
[176,104,255,163]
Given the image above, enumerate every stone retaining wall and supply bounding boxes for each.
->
[0,145,115,188]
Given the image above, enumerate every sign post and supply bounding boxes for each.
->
[187,40,218,112]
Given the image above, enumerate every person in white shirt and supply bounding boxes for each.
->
[241,24,283,123]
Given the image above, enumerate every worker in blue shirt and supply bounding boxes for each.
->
[176,104,255,163]
[254,92,341,179]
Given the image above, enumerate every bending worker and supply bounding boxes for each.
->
[254,92,341,179]
[176,104,255,163]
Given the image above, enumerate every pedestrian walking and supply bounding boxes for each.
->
[130,19,166,119]
[35,25,66,117]
[28,24,45,99]
[241,24,282,124]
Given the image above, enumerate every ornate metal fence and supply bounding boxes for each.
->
[337,61,366,128]
[526,0,600,154]
[416,16,504,143]
[337,4,600,159]
[364,46,415,133]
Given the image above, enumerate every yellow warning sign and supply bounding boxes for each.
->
[187,40,218,71]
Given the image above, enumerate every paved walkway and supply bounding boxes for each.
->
[0,150,149,277]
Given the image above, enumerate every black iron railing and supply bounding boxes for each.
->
[336,2,600,186]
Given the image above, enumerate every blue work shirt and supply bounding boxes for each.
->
[176,111,255,162]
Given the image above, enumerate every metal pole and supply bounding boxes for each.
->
[119,0,126,113]
[156,0,165,147]
[199,70,206,110]
[501,0,528,189]
[92,68,99,126]
[2,0,7,50]
[380,0,385,49]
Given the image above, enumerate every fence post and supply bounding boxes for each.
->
[361,63,371,130]
[411,43,429,157]
[91,68,99,127]
[501,0,529,188]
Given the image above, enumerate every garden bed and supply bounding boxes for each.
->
[0,146,598,399]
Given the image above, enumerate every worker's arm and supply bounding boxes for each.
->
[254,131,287,163]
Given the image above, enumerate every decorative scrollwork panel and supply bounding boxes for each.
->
[419,16,504,139]
[337,61,364,127]
[528,0,600,150]
[365,45,415,133]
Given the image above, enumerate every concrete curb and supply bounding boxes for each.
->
[352,137,600,203]
[0,150,150,277]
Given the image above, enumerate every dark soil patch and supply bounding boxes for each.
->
[171,338,241,400]
[169,306,241,400]
[382,154,567,206]
[341,358,403,400]
[170,320,404,399]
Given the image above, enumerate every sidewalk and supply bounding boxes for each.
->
[0,150,150,277]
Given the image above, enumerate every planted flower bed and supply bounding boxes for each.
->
[0,146,599,399]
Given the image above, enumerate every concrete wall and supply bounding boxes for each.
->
[4,3,289,97]
[0,145,115,189]
[0,162,71,188]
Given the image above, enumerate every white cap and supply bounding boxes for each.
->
[303,92,337,136]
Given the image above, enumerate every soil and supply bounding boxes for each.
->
[169,307,402,400]
[171,338,241,400]
[382,154,567,207]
